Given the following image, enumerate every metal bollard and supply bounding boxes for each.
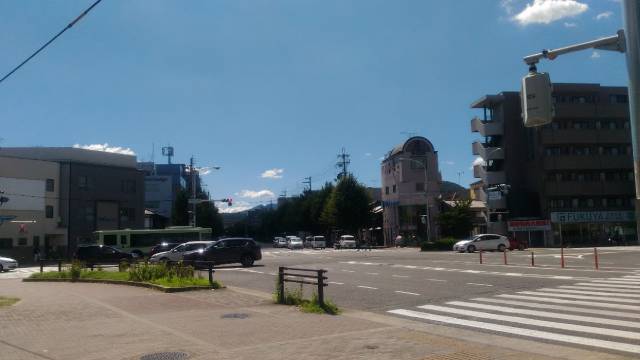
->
[594,248,599,270]
[208,262,215,286]
[39,259,44,273]
[278,267,285,304]
[531,251,535,267]
[58,259,62,272]
[560,247,565,268]
[479,250,483,264]
[317,270,325,308]
[503,250,508,265]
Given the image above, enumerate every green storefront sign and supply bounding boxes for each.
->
[550,211,635,224]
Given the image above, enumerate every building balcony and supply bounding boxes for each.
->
[545,181,635,196]
[471,117,503,136]
[543,155,633,170]
[473,164,506,185]
[472,141,504,160]
[540,128,630,145]
[476,187,507,209]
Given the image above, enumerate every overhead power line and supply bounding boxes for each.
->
[0,0,104,85]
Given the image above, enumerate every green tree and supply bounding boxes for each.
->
[196,202,224,236]
[437,199,473,238]
[172,188,189,226]
[321,175,371,234]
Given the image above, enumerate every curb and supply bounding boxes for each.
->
[22,277,218,293]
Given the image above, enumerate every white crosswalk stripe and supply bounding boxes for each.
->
[387,277,640,355]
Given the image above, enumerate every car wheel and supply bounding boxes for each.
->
[0,264,3,272]
[240,255,254,267]
[498,244,506,252]
[467,245,476,253]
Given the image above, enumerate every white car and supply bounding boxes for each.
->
[335,235,356,249]
[305,236,326,249]
[149,241,212,263]
[273,237,287,248]
[0,256,18,271]
[453,234,510,253]
[287,237,304,250]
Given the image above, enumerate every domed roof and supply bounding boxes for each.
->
[385,136,435,160]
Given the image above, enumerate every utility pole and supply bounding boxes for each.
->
[336,147,351,179]
[190,156,197,227]
[303,177,312,192]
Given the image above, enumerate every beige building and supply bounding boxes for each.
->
[0,156,67,262]
[381,136,441,246]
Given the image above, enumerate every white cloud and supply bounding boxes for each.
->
[218,200,253,213]
[564,22,577,27]
[364,152,372,157]
[72,143,135,156]
[596,11,613,20]
[378,156,385,161]
[513,0,588,26]
[591,51,601,59]
[471,157,486,170]
[237,189,275,199]
[261,168,284,179]
[443,160,455,166]
[501,0,517,15]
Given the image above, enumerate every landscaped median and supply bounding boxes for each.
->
[24,261,222,293]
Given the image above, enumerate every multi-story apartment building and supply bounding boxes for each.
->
[0,147,145,255]
[381,136,441,246]
[0,156,67,262]
[138,162,188,227]
[470,84,635,247]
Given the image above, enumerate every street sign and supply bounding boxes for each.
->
[508,219,551,232]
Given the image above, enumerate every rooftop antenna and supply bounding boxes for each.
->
[161,145,174,164]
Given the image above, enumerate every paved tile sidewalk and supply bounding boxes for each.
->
[0,279,633,360]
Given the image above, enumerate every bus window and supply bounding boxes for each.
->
[120,235,127,246]
[104,234,117,246]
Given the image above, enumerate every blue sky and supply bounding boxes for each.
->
[0,0,628,212]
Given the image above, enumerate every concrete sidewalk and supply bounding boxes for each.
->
[0,279,632,360]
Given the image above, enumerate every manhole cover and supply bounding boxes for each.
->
[140,352,190,360]
[221,313,249,319]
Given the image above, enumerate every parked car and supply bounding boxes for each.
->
[75,245,135,265]
[149,241,212,263]
[508,237,527,251]
[335,235,356,249]
[305,236,326,249]
[287,236,304,250]
[183,237,262,267]
[453,234,510,253]
[0,256,18,272]
[273,237,287,248]
[149,242,180,256]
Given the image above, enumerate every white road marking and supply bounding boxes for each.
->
[558,285,640,294]
[341,270,355,273]
[366,272,379,275]
[392,275,409,278]
[388,309,640,354]
[498,294,640,311]
[517,291,640,304]
[417,304,640,340]
[591,279,640,285]
[537,288,640,298]
[328,281,344,285]
[357,285,378,290]
[466,283,493,287]
[427,278,447,282]
[448,301,640,329]
[395,290,420,296]
[472,297,640,319]
[574,282,640,289]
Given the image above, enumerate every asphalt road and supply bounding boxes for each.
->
[212,245,640,357]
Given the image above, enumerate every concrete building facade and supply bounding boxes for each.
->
[381,136,441,246]
[470,84,635,246]
[0,156,67,262]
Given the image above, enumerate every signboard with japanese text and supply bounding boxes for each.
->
[550,211,635,224]
[507,219,551,232]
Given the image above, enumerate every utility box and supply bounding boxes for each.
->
[521,71,554,127]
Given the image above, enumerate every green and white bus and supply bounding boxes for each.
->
[92,227,213,256]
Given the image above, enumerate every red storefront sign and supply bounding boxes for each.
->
[507,219,551,232]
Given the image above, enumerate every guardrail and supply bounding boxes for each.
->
[278,266,327,307]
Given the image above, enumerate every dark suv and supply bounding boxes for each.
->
[75,245,135,265]
[183,238,262,267]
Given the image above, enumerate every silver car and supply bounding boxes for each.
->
[0,256,18,271]
[453,234,510,253]
[149,241,212,263]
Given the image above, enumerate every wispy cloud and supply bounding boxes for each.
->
[512,0,588,26]
[443,160,455,166]
[73,143,135,156]
[261,168,284,179]
[364,152,372,157]
[237,189,275,199]
[591,51,601,59]
[564,22,577,28]
[501,0,517,15]
[218,200,253,213]
[596,11,613,20]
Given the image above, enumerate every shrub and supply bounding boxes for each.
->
[69,261,82,281]
[118,260,130,272]
[420,237,458,251]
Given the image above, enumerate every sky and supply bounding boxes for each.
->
[0,0,629,213]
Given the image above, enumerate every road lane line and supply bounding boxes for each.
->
[448,301,640,329]
[395,290,420,296]
[388,309,640,354]
[472,297,640,319]
[466,283,493,287]
[558,286,640,294]
[427,279,447,282]
[574,282,640,289]
[591,279,640,285]
[357,285,378,290]
[392,275,409,278]
[341,270,355,273]
[366,272,379,275]
[517,291,640,304]
[417,304,640,340]
[537,288,640,298]
[328,281,344,285]
[497,294,640,311]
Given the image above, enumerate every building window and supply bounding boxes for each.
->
[602,198,608,208]
[392,185,397,193]
[121,180,136,194]
[415,182,425,192]
[46,179,55,192]
[587,199,594,208]
[45,205,54,218]
[78,176,89,190]
[18,238,27,246]
[120,208,136,223]
[85,204,95,224]
[385,187,389,195]
[571,199,579,208]
[0,238,12,249]
[610,94,628,104]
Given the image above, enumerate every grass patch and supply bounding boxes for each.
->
[274,283,340,315]
[0,296,20,307]
[150,277,221,289]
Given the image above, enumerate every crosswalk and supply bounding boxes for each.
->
[388,271,640,355]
